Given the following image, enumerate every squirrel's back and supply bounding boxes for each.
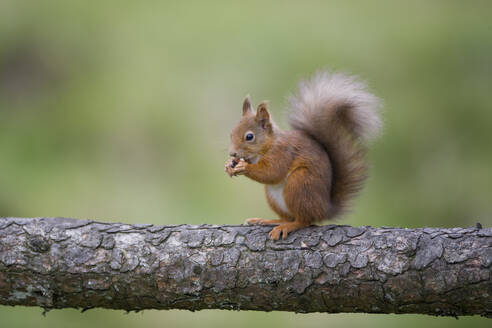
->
[288,71,382,215]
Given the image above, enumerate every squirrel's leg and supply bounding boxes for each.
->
[245,217,291,225]
[246,184,294,225]
[268,167,327,240]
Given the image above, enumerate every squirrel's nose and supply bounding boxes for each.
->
[229,152,237,158]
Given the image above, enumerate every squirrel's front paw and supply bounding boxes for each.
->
[231,159,247,176]
[224,158,237,177]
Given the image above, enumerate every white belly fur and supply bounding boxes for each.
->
[266,180,289,214]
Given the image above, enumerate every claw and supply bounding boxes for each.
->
[267,222,308,240]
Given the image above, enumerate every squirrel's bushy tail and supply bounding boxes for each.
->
[288,71,382,215]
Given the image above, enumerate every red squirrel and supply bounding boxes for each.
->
[225,71,382,240]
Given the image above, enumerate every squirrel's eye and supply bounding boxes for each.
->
[245,132,255,142]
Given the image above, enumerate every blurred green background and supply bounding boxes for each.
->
[1,0,491,327]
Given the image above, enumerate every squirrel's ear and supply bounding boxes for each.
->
[242,96,253,116]
[256,102,272,132]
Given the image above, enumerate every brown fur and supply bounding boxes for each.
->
[228,71,382,239]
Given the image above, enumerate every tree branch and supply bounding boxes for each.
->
[0,217,490,317]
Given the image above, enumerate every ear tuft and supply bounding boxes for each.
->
[256,101,269,119]
[256,101,272,132]
[242,96,253,116]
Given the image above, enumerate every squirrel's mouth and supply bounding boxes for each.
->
[231,155,250,163]
[230,155,256,164]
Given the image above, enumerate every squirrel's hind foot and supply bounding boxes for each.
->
[269,221,309,240]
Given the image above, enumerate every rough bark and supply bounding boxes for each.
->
[0,217,490,317]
